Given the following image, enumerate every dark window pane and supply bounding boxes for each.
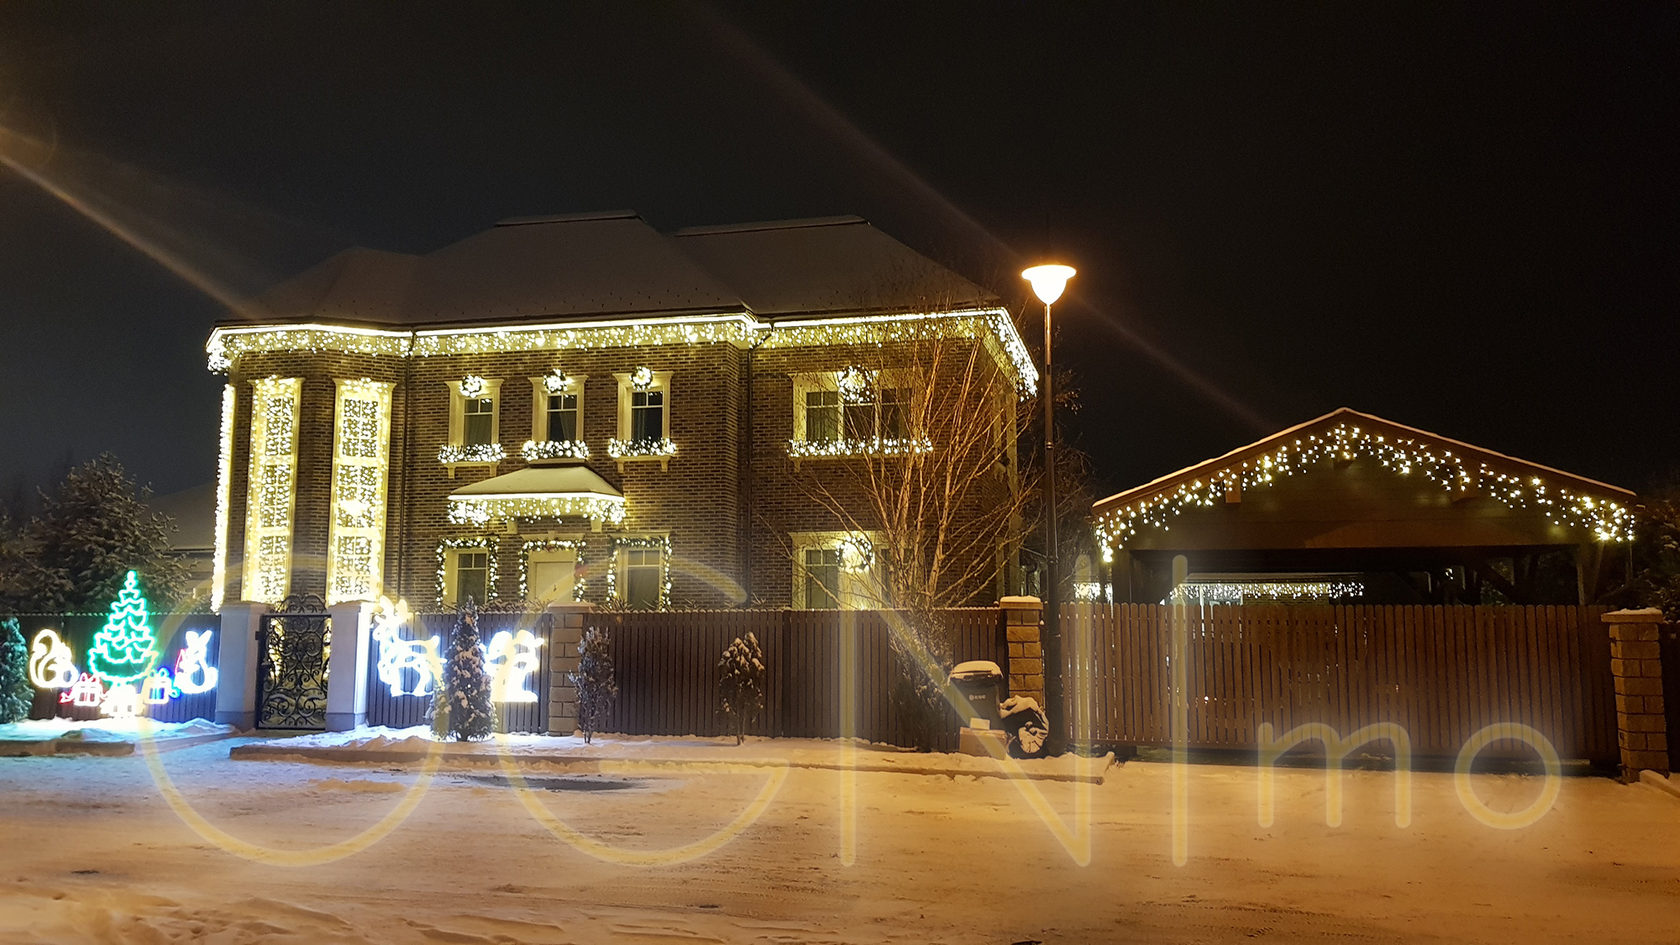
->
[632,404,663,440]
[804,548,840,609]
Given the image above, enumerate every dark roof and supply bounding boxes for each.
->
[671,216,998,316]
[1093,407,1635,517]
[234,213,996,327]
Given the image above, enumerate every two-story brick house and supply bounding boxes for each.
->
[205,212,1036,613]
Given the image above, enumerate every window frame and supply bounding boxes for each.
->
[790,530,886,610]
[437,537,499,609]
[611,535,670,610]
[527,374,588,446]
[443,377,504,470]
[611,370,674,470]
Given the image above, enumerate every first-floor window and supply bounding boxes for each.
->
[623,548,662,608]
[803,548,841,609]
[455,551,490,606]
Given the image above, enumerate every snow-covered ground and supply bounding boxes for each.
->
[0,717,233,754]
[1,736,1676,944]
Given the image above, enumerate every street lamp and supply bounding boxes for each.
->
[1021,263,1074,755]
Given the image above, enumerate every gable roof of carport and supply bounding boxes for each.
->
[1091,407,1636,550]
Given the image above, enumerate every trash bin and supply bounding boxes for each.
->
[947,660,1005,727]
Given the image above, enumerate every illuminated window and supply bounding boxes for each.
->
[438,540,497,608]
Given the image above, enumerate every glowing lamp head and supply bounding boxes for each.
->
[1022,264,1076,305]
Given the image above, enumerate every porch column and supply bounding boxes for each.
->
[546,601,592,736]
[214,601,268,729]
[1603,608,1668,780]
[324,599,375,732]
[999,596,1045,709]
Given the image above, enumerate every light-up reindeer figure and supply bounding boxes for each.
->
[485,629,546,703]
[371,596,441,697]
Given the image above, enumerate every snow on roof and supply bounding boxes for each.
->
[231,213,996,327]
[672,216,999,317]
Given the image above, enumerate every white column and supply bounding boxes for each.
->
[325,599,376,732]
[214,602,269,729]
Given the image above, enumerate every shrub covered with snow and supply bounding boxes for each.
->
[571,624,616,744]
[0,618,31,723]
[432,598,496,741]
[716,632,765,745]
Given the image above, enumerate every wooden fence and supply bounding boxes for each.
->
[1067,603,1618,764]
[364,611,553,734]
[589,608,1006,746]
[16,613,221,724]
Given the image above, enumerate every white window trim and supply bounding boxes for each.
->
[790,530,885,610]
[442,377,504,475]
[787,369,921,468]
[611,370,674,471]
[528,374,588,446]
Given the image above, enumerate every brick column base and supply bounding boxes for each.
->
[546,603,590,736]
[1604,608,1668,780]
[999,596,1044,709]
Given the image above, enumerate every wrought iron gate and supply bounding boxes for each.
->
[256,603,332,730]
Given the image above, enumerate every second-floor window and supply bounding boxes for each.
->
[631,389,664,441]
[804,390,841,442]
[845,386,906,441]
[464,397,495,446]
[546,392,579,441]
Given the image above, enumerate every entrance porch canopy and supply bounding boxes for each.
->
[447,461,625,530]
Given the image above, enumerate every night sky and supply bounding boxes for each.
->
[1,2,1675,510]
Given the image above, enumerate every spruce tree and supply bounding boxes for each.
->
[570,624,617,744]
[435,598,495,741]
[0,618,31,724]
[716,632,765,745]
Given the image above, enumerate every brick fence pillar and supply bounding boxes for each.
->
[546,602,591,736]
[1603,608,1668,780]
[999,596,1044,709]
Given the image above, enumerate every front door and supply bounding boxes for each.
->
[527,548,579,604]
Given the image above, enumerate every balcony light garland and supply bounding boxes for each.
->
[518,539,590,602]
[785,436,933,459]
[1094,423,1636,550]
[447,493,627,527]
[438,443,506,465]
[605,535,673,607]
[607,437,677,459]
[435,537,499,607]
[521,439,590,461]
[205,309,1037,396]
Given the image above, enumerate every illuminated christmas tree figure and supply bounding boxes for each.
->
[87,570,159,685]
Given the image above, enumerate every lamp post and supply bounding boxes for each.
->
[1021,263,1074,755]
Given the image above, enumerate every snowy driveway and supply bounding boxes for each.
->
[1,740,1676,944]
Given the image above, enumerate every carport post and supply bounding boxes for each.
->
[1603,608,1668,780]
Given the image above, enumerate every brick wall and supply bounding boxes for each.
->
[220,332,1020,610]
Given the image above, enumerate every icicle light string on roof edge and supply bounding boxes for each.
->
[1094,423,1634,552]
[205,308,1038,397]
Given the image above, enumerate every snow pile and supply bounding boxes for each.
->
[0,716,232,743]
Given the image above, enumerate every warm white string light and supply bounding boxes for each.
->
[1095,423,1635,550]
[520,439,590,461]
[447,493,627,527]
